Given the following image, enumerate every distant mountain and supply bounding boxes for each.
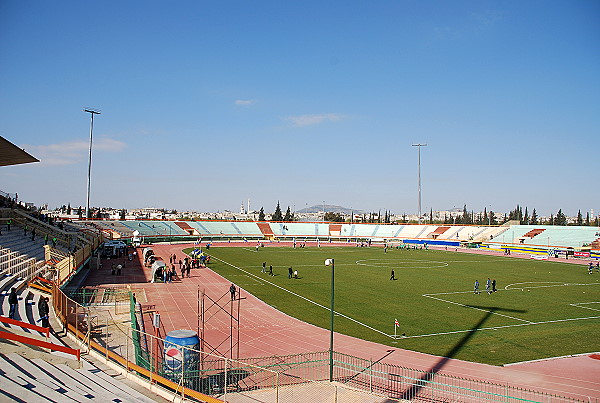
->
[297,204,363,214]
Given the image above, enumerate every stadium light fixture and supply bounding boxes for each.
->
[84,108,101,219]
[324,258,335,381]
[412,143,427,224]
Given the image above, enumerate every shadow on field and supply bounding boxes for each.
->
[400,306,527,400]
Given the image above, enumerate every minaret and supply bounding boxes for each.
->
[240,201,245,214]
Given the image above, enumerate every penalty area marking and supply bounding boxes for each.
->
[415,283,600,339]
[212,256,395,339]
[570,302,600,312]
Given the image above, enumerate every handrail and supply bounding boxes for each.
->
[0,315,50,338]
[0,329,80,361]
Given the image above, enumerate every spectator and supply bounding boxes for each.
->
[8,288,18,319]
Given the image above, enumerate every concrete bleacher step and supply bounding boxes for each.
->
[55,360,161,403]
[0,353,78,403]
[0,351,164,403]
[7,353,98,401]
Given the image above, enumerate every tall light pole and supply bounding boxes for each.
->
[323,200,325,222]
[325,258,335,382]
[84,108,101,219]
[412,143,427,224]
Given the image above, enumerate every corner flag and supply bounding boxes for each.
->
[394,319,399,327]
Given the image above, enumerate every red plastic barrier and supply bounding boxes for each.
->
[0,330,80,361]
[0,315,50,338]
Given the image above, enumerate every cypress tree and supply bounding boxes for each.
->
[272,202,283,221]
[283,206,292,221]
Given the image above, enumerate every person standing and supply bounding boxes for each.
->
[261,262,266,273]
[486,278,491,294]
[390,269,396,280]
[186,263,191,278]
[492,279,497,292]
[474,280,480,295]
[269,265,274,276]
[8,288,18,319]
[31,228,36,241]
[229,283,237,300]
[38,296,50,328]
[288,267,293,279]
[7,219,11,231]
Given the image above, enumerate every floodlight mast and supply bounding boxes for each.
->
[84,108,101,219]
[412,143,427,224]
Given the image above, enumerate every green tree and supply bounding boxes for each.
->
[119,209,126,220]
[576,210,583,226]
[555,209,567,226]
[67,203,72,215]
[258,207,265,221]
[324,211,343,222]
[489,211,497,225]
[283,206,292,221]
[523,207,529,225]
[272,202,283,221]
[585,212,590,226]
[530,209,538,225]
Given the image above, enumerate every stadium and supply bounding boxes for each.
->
[2,3,599,402]
[1,135,599,402]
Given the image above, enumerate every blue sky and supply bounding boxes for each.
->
[1,1,598,216]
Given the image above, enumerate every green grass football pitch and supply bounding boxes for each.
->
[188,245,600,366]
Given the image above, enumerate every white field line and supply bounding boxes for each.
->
[399,315,600,339]
[422,293,533,323]
[570,302,600,312]
[212,256,395,338]
[504,281,600,290]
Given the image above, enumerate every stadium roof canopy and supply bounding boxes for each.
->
[0,136,39,167]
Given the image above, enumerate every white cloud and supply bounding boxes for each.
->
[284,113,347,127]
[235,99,255,106]
[23,137,126,166]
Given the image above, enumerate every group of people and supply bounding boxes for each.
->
[588,261,599,274]
[288,266,299,279]
[261,261,274,276]
[474,278,497,294]
[8,287,51,329]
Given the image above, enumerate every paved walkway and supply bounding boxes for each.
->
[83,242,600,401]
